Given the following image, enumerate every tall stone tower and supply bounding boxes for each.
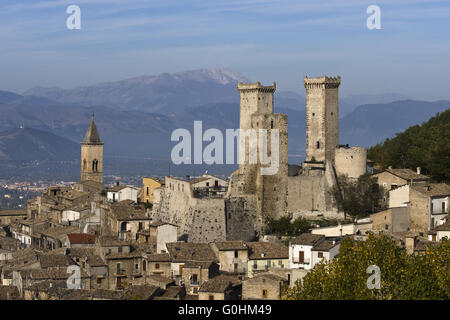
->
[304,76,340,163]
[81,114,103,184]
[226,82,288,241]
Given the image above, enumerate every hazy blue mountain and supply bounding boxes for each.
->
[24,68,250,114]
[0,127,79,161]
[0,90,22,104]
[340,100,450,147]
[340,93,409,116]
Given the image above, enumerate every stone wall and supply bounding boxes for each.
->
[335,146,367,179]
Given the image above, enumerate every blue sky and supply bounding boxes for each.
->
[0,0,449,99]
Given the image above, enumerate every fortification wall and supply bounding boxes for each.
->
[151,177,227,243]
[334,146,367,179]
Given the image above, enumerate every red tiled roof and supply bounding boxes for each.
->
[67,233,97,244]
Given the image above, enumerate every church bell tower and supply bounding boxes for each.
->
[81,114,103,184]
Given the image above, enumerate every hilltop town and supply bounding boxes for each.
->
[0,76,449,301]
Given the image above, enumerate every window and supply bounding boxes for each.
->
[97,278,102,284]
[215,180,219,187]
[92,159,98,172]
[271,120,274,129]
[135,263,139,270]
[209,295,214,300]
[146,187,149,196]
[118,246,122,253]
[318,252,323,258]
[253,262,257,269]
[143,261,147,272]
[116,263,121,274]
[262,289,268,299]
[316,141,320,149]
[234,251,238,258]
[155,263,160,269]
[191,274,198,285]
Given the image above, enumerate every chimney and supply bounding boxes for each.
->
[405,236,416,255]
[416,167,421,175]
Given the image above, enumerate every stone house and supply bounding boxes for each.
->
[371,207,410,233]
[388,183,450,233]
[103,201,152,241]
[145,253,172,278]
[181,261,220,295]
[10,217,49,248]
[147,221,178,253]
[107,185,139,203]
[38,225,79,250]
[65,233,97,248]
[198,275,241,300]
[428,219,450,242]
[242,273,287,300]
[165,242,219,282]
[289,233,340,270]
[211,241,248,275]
[139,177,164,204]
[105,249,143,290]
[372,168,430,206]
[246,242,289,277]
[0,210,27,226]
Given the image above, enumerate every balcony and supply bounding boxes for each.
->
[114,269,127,277]
[292,259,310,264]
[190,281,200,286]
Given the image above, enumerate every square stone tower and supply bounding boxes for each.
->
[81,115,103,185]
[227,82,288,240]
[304,76,341,163]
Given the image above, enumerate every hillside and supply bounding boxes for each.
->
[368,109,450,182]
[0,127,79,161]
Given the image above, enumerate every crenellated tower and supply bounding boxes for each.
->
[304,76,340,164]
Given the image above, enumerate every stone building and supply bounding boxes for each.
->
[81,114,103,185]
[226,82,288,240]
[242,273,287,300]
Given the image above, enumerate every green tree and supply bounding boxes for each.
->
[283,235,450,300]
[331,174,381,219]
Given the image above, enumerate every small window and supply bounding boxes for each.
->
[316,141,320,149]
[271,120,274,129]
[318,252,323,258]
[146,187,149,196]
[97,278,102,284]
[209,295,214,300]
[135,263,139,270]
[234,251,238,258]
[262,289,268,299]
[155,263,160,269]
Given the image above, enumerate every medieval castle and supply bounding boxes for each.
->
[150,76,367,242]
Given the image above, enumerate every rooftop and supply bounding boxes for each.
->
[384,168,430,181]
[247,241,289,260]
[291,233,325,246]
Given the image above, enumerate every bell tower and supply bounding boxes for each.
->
[81,114,103,184]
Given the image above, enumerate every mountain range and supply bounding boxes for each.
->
[0,68,449,179]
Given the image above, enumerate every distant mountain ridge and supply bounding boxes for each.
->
[0,127,79,161]
[0,68,448,179]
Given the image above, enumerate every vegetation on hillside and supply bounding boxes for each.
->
[265,217,339,237]
[283,234,450,300]
[368,109,450,182]
[330,174,382,220]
